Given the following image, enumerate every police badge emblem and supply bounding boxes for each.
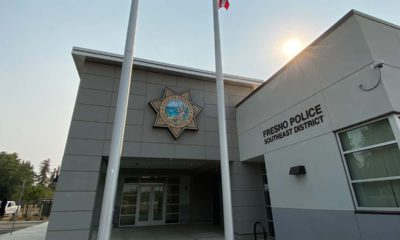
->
[149,88,202,139]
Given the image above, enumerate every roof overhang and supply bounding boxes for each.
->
[72,47,263,87]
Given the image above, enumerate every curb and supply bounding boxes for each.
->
[0,221,45,224]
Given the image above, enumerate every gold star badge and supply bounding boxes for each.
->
[149,88,202,139]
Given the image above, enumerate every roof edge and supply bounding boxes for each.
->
[235,9,399,107]
[72,47,263,86]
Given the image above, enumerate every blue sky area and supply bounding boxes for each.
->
[1,0,400,170]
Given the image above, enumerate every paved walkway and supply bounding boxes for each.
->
[95,224,224,240]
[0,222,48,240]
[0,223,224,240]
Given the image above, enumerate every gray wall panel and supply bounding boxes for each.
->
[141,143,174,158]
[68,121,107,140]
[147,72,177,86]
[356,213,400,240]
[106,108,144,125]
[56,171,99,192]
[52,192,96,211]
[228,85,253,97]
[230,162,266,237]
[73,104,109,122]
[80,74,114,91]
[121,141,141,156]
[273,208,361,240]
[45,230,90,240]
[206,146,220,160]
[177,76,205,90]
[82,61,117,77]
[64,139,103,156]
[110,93,145,110]
[76,88,112,106]
[129,80,146,95]
[47,211,93,231]
[61,155,102,172]
[174,145,205,159]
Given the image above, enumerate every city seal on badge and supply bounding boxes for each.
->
[149,88,202,139]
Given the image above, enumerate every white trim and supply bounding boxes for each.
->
[356,207,400,212]
[342,140,398,154]
[351,176,400,183]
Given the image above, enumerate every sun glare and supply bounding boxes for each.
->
[282,38,303,58]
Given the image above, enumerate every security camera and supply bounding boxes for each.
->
[370,59,384,69]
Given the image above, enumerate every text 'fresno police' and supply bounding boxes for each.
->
[262,104,324,145]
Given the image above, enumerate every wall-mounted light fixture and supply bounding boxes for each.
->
[289,165,306,175]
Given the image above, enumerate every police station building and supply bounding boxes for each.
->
[46,11,400,240]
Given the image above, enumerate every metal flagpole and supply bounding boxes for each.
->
[97,1,139,240]
[212,0,234,239]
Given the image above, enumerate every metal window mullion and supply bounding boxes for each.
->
[389,114,400,150]
[336,133,359,210]
[350,176,400,184]
[357,206,400,212]
[337,115,389,134]
[337,115,400,211]
[342,140,398,154]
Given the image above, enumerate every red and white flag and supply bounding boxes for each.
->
[218,0,230,9]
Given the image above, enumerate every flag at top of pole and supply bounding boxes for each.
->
[218,0,230,9]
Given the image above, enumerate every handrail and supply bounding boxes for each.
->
[253,221,267,240]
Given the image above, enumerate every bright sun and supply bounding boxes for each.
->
[282,38,303,58]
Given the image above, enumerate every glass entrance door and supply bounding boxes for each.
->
[136,184,165,226]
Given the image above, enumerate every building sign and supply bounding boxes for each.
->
[149,88,202,139]
[262,104,324,145]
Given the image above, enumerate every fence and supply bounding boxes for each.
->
[3,199,53,221]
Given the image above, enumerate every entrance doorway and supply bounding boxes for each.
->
[119,183,166,227]
[136,184,165,226]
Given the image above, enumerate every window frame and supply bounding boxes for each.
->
[337,114,400,212]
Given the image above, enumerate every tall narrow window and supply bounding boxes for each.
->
[338,116,400,211]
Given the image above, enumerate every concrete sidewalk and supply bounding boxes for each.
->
[0,222,48,240]
[0,223,225,240]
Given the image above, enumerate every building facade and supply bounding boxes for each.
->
[237,10,400,240]
[47,10,400,240]
[45,47,265,240]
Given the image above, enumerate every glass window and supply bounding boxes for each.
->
[123,184,137,195]
[339,119,395,151]
[353,180,399,207]
[166,204,180,213]
[338,116,400,210]
[345,144,400,180]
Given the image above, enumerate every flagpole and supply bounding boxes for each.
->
[212,1,234,239]
[97,1,139,240]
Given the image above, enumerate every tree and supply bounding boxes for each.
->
[49,166,60,190]
[37,158,50,186]
[0,152,35,200]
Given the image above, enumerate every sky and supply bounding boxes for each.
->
[1,0,400,171]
